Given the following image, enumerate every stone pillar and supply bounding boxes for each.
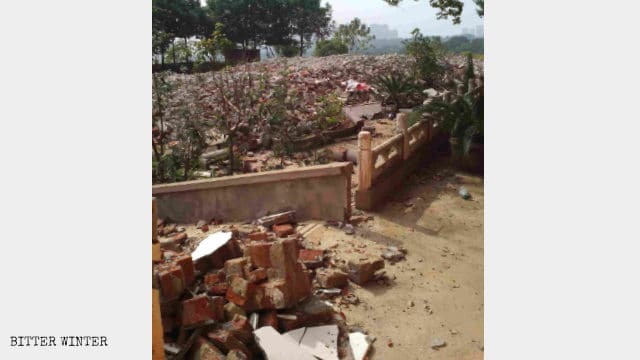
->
[396,113,409,160]
[358,131,372,191]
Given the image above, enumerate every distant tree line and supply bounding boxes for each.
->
[152,0,333,64]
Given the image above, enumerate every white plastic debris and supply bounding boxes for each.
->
[190,231,232,261]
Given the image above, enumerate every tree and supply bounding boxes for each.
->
[314,38,348,57]
[404,28,445,86]
[334,18,375,53]
[289,0,333,56]
[383,0,484,24]
[195,22,234,63]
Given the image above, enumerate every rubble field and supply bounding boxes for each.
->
[154,157,483,360]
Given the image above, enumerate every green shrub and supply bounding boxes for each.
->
[314,39,349,57]
[403,29,445,86]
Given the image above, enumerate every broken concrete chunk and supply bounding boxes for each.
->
[284,325,339,360]
[254,326,316,360]
[346,258,385,285]
[257,211,296,227]
[224,302,247,321]
[348,332,371,360]
[431,338,447,349]
[227,349,249,360]
[192,231,233,262]
[381,246,406,263]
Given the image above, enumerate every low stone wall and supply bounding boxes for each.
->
[153,163,352,223]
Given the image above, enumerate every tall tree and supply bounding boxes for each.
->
[384,0,484,24]
[334,18,375,53]
[289,0,333,56]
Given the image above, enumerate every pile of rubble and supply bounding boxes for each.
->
[154,211,387,360]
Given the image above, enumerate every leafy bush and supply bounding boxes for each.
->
[314,39,349,57]
[374,72,418,111]
[275,43,300,58]
[315,93,344,128]
[403,28,445,86]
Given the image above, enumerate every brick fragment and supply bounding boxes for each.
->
[206,329,252,359]
[315,268,349,288]
[188,337,226,360]
[181,295,223,327]
[176,255,196,286]
[272,223,295,238]
[222,314,254,344]
[278,296,334,331]
[247,268,268,283]
[172,232,188,244]
[248,231,267,241]
[226,277,257,310]
[208,282,229,296]
[224,257,249,280]
[246,241,272,268]
[224,302,247,321]
[298,249,324,269]
[227,349,249,360]
[158,265,185,301]
[258,311,279,331]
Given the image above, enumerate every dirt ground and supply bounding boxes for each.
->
[303,158,484,360]
[168,157,483,360]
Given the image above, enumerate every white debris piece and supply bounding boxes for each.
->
[349,332,371,360]
[284,325,339,360]
[190,231,232,261]
[254,326,316,360]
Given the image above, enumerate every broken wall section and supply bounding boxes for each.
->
[153,163,352,223]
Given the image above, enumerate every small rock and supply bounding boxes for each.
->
[344,224,355,235]
[431,338,446,350]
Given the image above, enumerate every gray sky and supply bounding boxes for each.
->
[323,0,483,37]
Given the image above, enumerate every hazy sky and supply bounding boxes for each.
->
[323,0,483,37]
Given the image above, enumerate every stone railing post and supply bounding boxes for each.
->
[358,131,372,191]
[396,113,409,160]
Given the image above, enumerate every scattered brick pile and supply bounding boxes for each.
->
[153,211,384,360]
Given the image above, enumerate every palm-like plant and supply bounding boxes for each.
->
[422,87,483,156]
[374,73,417,112]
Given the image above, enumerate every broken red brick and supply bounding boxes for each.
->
[206,329,252,359]
[201,224,209,232]
[224,302,247,321]
[224,257,249,280]
[246,241,272,268]
[258,311,279,331]
[208,282,229,296]
[176,255,195,286]
[272,223,294,238]
[316,268,349,288]
[188,337,226,360]
[248,231,268,241]
[181,295,223,327]
[171,232,188,244]
[222,314,254,344]
[226,277,257,310]
[158,265,185,301]
[204,272,226,288]
[298,249,324,269]
[247,268,268,283]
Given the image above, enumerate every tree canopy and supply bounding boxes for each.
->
[334,18,375,52]
[383,0,484,24]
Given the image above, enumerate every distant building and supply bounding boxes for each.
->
[462,27,474,37]
[369,24,399,39]
[475,25,484,38]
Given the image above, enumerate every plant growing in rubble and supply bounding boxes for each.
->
[206,68,266,174]
[153,73,211,183]
[374,73,418,112]
[315,93,343,129]
[263,65,298,166]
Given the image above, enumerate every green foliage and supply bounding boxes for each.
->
[289,0,333,56]
[403,29,444,86]
[406,110,422,127]
[315,93,344,128]
[166,40,195,63]
[442,36,483,54]
[275,43,300,58]
[334,18,375,52]
[383,0,483,22]
[421,88,484,155]
[313,38,349,57]
[195,23,234,64]
[374,72,418,111]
